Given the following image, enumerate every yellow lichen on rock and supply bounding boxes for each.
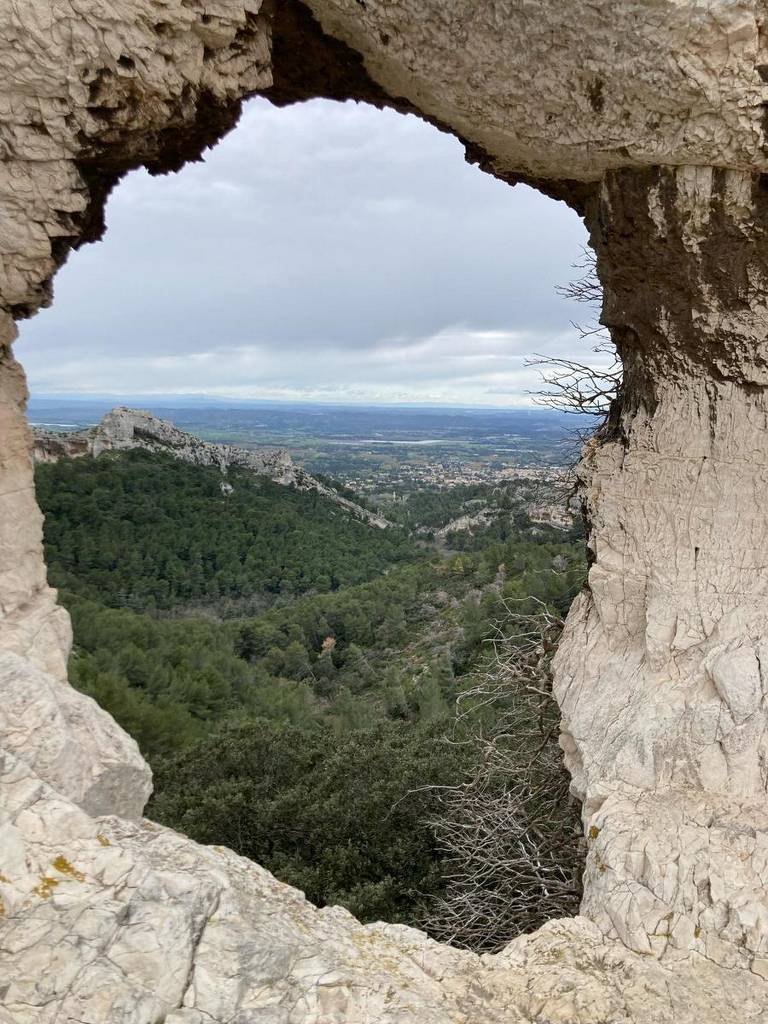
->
[52,855,85,882]
[32,876,59,900]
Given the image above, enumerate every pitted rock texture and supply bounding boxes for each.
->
[33,405,391,528]
[303,0,768,185]
[2,0,768,1021]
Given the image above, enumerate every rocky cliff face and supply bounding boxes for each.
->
[3,1,768,1021]
[33,405,391,528]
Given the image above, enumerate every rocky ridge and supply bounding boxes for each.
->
[33,406,391,530]
[433,507,501,539]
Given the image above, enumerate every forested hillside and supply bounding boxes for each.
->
[37,449,585,938]
[37,450,415,614]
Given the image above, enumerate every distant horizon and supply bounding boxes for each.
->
[28,391,585,417]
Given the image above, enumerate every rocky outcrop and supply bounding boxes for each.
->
[0,652,150,820]
[297,1,768,187]
[32,429,90,463]
[34,406,391,529]
[3,1,768,1021]
[0,342,71,682]
[86,406,299,481]
[3,745,767,1024]
[433,507,501,539]
[552,168,768,967]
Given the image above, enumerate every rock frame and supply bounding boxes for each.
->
[2,1,768,1020]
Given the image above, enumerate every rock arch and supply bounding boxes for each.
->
[2,2,768,1020]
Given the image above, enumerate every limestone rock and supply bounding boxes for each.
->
[0,342,71,678]
[0,652,151,820]
[434,507,500,538]
[302,0,768,185]
[0,586,71,684]
[1,747,766,1024]
[2,0,768,1019]
[31,429,90,463]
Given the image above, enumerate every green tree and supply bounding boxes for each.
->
[150,718,468,924]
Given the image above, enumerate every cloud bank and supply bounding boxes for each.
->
[18,97,594,406]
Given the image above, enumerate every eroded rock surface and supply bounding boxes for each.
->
[302,0,768,185]
[2,0,768,1021]
[2,747,767,1024]
[0,342,70,680]
[551,170,768,969]
[0,652,150,820]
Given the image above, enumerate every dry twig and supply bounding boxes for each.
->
[422,601,583,952]
[528,246,621,430]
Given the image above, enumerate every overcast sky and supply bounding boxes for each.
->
[17,97,594,406]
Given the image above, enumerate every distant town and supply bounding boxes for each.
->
[343,460,567,494]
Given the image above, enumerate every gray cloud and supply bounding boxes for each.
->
[18,97,594,405]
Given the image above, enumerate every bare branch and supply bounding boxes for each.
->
[420,604,584,952]
[528,245,621,426]
[554,246,603,307]
[528,352,622,419]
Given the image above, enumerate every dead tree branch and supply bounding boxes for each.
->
[528,246,620,424]
[421,602,584,952]
[523,246,623,499]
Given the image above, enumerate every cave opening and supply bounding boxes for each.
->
[5,1,768,1017]
[15,94,597,950]
[18,96,592,407]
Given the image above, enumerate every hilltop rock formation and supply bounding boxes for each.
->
[3,0,768,1021]
[33,406,391,529]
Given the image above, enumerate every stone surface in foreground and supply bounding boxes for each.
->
[2,0,768,1019]
[0,733,766,1023]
